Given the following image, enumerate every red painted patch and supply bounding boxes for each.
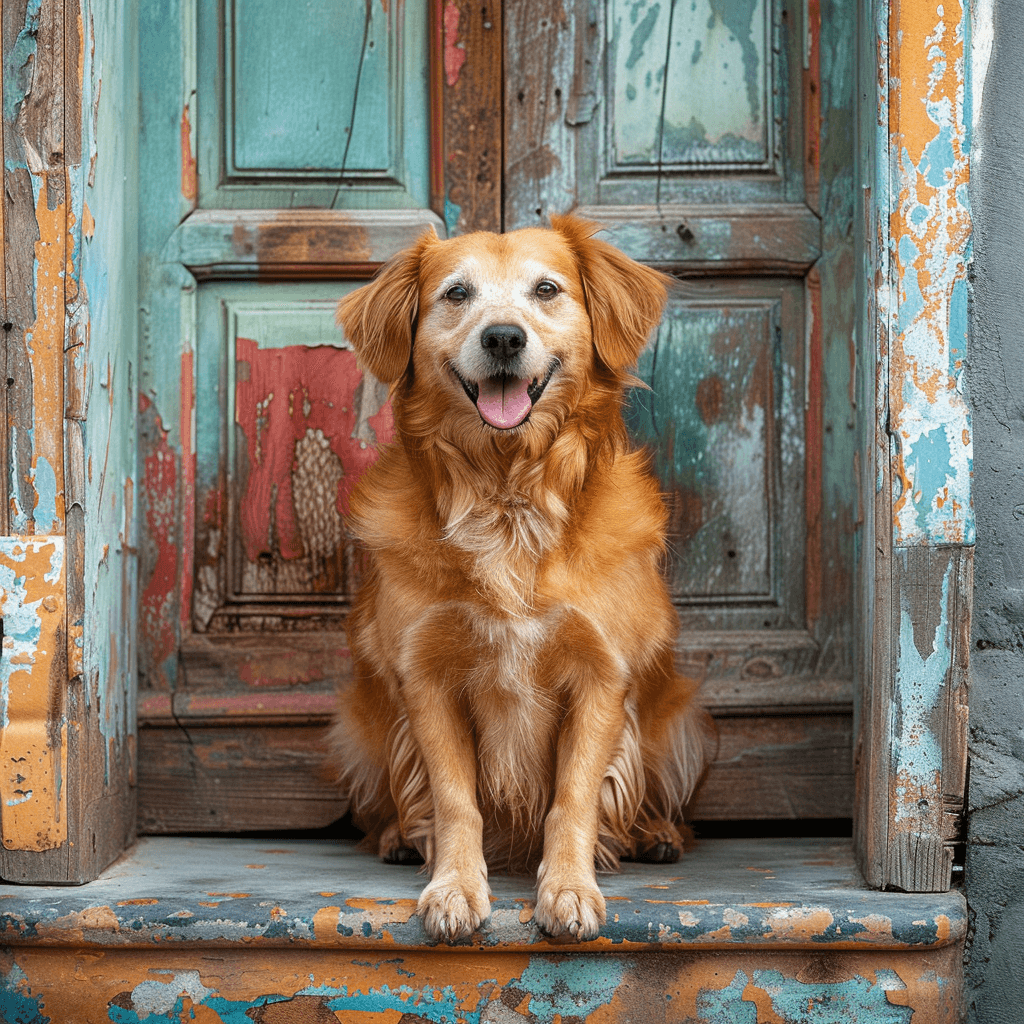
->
[444,1,467,87]
[234,338,393,565]
[139,401,179,688]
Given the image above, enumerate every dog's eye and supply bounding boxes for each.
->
[535,280,559,299]
[445,284,469,303]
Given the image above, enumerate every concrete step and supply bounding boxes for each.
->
[0,836,964,1022]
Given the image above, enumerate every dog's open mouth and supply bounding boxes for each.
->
[452,362,558,430]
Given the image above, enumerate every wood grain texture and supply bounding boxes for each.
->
[438,0,503,234]
[137,724,347,833]
[0,0,70,881]
[137,712,851,834]
[2,0,66,538]
[574,204,821,272]
[503,0,577,229]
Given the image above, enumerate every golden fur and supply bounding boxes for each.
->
[329,214,714,943]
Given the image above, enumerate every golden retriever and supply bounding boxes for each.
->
[329,214,713,943]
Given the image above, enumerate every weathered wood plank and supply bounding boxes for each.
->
[573,204,821,271]
[137,724,347,833]
[2,0,66,538]
[137,713,851,834]
[0,835,967,1023]
[0,0,71,881]
[503,0,578,228]
[164,209,446,280]
[0,0,140,883]
[884,546,972,891]
[436,0,503,234]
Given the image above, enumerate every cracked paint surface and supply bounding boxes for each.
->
[886,0,973,545]
[0,947,965,1023]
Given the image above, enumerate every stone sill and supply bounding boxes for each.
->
[0,837,964,953]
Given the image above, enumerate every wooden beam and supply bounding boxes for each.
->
[855,0,973,892]
[435,0,503,235]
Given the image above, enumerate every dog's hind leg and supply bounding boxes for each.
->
[627,810,687,863]
[377,819,425,865]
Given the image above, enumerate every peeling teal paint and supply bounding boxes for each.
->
[512,958,625,1018]
[31,456,58,532]
[77,0,141,766]
[0,960,50,1024]
[612,0,769,166]
[697,967,916,1022]
[444,191,462,236]
[886,0,974,547]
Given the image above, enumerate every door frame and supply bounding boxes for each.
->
[0,0,974,888]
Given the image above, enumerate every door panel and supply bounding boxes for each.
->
[505,0,805,228]
[197,0,431,209]
[628,279,805,629]
[608,0,775,171]
[504,0,856,814]
[138,1,442,801]
[192,285,383,632]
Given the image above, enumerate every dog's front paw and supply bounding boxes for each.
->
[417,872,491,943]
[534,877,606,940]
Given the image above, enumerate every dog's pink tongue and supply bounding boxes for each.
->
[476,376,532,428]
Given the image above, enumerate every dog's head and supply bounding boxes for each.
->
[337,214,669,442]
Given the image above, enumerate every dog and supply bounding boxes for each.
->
[329,213,713,944]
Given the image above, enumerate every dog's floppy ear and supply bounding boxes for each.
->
[336,228,438,383]
[552,213,669,370]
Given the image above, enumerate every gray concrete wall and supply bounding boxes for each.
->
[966,0,1024,1019]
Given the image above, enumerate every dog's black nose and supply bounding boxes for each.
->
[481,324,526,362]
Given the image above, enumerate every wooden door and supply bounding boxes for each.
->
[503,0,858,822]
[137,1,857,831]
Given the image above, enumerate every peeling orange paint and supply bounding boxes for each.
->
[28,174,67,533]
[765,907,835,943]
[0,538,68,851]
[886,0,973,545]
[180,104,198,203]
